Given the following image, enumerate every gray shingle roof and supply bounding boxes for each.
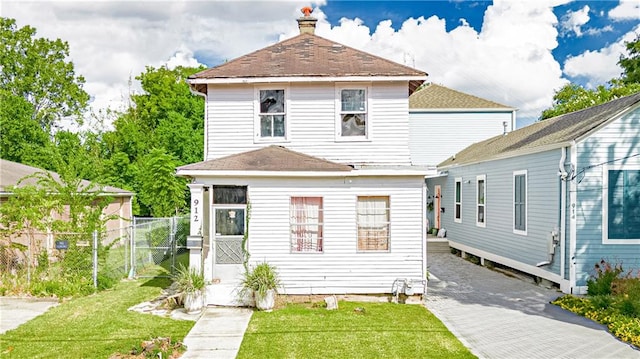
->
[0,159,133,196]
[177,145,353,172]
[439,91,640,168]
[409,84,513,110]
[189,33,427,95]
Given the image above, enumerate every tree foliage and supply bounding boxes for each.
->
[0,18,89,133]
[541,36,640,120]
[137,148,187,217]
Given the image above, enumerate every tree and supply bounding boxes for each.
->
[0,18,89,133]
[541,36,640,120]
[137,148,187,217]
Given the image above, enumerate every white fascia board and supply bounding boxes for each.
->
[409,107,516,113]
[438,142,572,170]
[573,102,640,145]
[187,75,428,85]
[176,169,429,178]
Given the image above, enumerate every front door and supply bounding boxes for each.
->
[211,186,247,283]
[434,185,442,229]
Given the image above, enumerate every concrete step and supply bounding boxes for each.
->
[205,282,253,307]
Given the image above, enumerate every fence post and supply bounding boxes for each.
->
[129,218,136,279]
[93,230,98,288]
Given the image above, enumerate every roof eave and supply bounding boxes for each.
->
[409,107,517,113]
[438,142,572,170]
[187,75,428,85]
[176,169,428,177]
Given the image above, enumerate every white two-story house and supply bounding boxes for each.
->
[177,9,429,305]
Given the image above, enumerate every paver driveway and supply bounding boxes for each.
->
[424,252,639,359]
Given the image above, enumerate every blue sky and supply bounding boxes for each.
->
[3,0,639,128]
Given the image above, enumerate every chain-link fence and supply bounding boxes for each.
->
[130,216,189,278]
[0,216,190,295]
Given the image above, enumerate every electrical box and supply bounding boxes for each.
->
[186,235,203,249]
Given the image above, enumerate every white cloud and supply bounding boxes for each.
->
[583,25,614,36]
[560,5,590,37]
[563,24,640,87]
[2,0,583,127]
[609,0,640,20]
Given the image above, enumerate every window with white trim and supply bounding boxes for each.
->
[604,167,640,243]
[337,87,368,139]
[258,89,286,139]
[513,170,527,235]
[290,197,323,252]
[454,177,462,223]
[476,175,486,227]
[357,196,390,251]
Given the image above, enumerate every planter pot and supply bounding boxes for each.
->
[255,289,276,312]
[184,290,204,314]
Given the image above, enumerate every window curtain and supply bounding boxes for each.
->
[357,197,389,250]
[290,197,323,252]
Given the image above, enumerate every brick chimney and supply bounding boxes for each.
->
[297,6,317,35]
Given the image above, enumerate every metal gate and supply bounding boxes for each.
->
[130,216,189,278]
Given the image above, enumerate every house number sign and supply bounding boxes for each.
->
[193,199,200,222]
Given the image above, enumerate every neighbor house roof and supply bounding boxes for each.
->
[439,91,640,168]
[409,84,514,110]
[177,145,354,172]
[188,33,427,95]
[0,159,133,196]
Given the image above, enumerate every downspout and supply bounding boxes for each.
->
[189,85,208,161]
[558,147,567,288]
[422,179,428,296]
[569,141,578,293]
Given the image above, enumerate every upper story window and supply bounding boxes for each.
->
[603,166,640,244]
[257,89,286,140]
[454,177,462,223]
[513,170,527,235]
[476,175,486,227]
[336,85,370,140]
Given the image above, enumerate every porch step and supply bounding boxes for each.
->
[205,282,252,307]
[427,240,450,254]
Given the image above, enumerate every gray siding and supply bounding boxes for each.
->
[442,149,562,276]
[574,107,640,286]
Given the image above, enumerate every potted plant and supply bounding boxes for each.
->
[240,262,280,311]
[173,264,206,314]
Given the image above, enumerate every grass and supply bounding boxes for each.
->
[237,301,475,359]
[0,274,194,358]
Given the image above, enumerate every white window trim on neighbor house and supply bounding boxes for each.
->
[289,196,324,253]
[476,175,486,228]
[602,164,640,244]
[335,83,372,142]
[356,195,391,252]
[513,170,527,236]
[454,177,462,223]
[254,85,290,143]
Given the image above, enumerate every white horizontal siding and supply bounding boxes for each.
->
[199,175,425,294]
[573,107,640,286]
[205,82,412,165]
[409,112,512,166]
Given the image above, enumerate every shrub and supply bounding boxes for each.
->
[587,259,624,296]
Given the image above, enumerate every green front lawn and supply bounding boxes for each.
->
[237,301,475,359]
[0,277,194,358]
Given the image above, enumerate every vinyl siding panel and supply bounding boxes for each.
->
[409,111,512,166]
[197,175,426,294]
[574,107,640,286]
[441,150,562,277]
[205,82,411,165]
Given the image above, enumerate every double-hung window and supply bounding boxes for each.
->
[454,177,462,223]
[357,196,390,251]
[604,166,640,244]
[258,89,286,140]
[290,197,323,252]
[513,170,527,235]
[337,87,368,139]
[476,175,486,227]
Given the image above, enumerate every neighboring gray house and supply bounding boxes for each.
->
[428,92,640,294]
[408,84,516,230]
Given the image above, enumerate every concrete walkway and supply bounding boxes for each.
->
[0,297,58,334]
[182,307,253,359]
[425,252,639,359]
